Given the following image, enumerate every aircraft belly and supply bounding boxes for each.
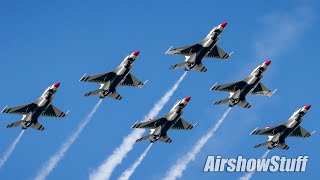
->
[116,67,128,75]
[280,126,298,140]
[197,46,211,59]
[241,81,260,97]
[37,98,48,107]
[161,122,175,133]
[286,119,300,128]
[167,112,180,121]
[34,102,50,119]
[108,75,125,90]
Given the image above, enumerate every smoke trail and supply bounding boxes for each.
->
[239,150,270,180]
[35,99,103,180]
[0,130,25,168]
[118,144,153,180]
[90,72,187,180]
[164,107,232,180]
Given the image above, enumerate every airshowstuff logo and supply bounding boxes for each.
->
[203,156,309,172]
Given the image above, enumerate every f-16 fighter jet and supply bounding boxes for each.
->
[1,82,68,130]
[251,105,315,150]
[132,97,196,143]
[165,22,233,72]
[210,60,275,108]
[79,51,147,100]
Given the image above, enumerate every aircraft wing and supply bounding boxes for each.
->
[170,118,194,130]
[288,126,313,138]
[80,72,115,83]
[250,83,273,97]
[41,104,68,118]
[166,44,201,56]
[2,103,37,115]
[120,73,145,88]
[210,81,245,92]
[250,125,282,136]
[205,45,232,60]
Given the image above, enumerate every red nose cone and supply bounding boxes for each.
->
[184,96,191,102]
[264,60,271,66]
[133,51,140,56]
[220,22,227,28]
[304,105,311,110]
[53,82,60,88]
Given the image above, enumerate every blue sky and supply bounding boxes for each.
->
[0,0,319,179]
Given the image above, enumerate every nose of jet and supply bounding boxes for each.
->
[304,105,311,110]
[53,82,60,88]
[184,96,191,102]
[132,51,140,56]
[220,22,227,28]
[264,60,271,66]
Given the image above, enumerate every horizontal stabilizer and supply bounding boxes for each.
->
[84,89,102,97]
[275,142,289,150]
[136,134,151,143]
[107,91,123,100]
[193,64,208,72]
[159,136,173,143]
[6,120,23,128]
[253,141,269,149]
[237,100,251,109]
[214,98,230,105]
[169,62,187,69]
[31,122,45,131]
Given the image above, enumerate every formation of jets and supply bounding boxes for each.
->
[1,21,315,150]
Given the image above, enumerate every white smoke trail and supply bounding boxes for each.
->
[118,143,153,180]
[164,107,232,180]
[239,150,270,180]
[90,72,187,180]
[35,99,103,180]
[0,130,25,168]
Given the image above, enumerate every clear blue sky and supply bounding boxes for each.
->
[0,0,319,179]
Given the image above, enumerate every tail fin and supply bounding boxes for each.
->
[253,141,269,149]
[169,61,187,69]
[237,99,252,109]
[6,120,24,128]
[214,98,230,105]
[136,134,151,143]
